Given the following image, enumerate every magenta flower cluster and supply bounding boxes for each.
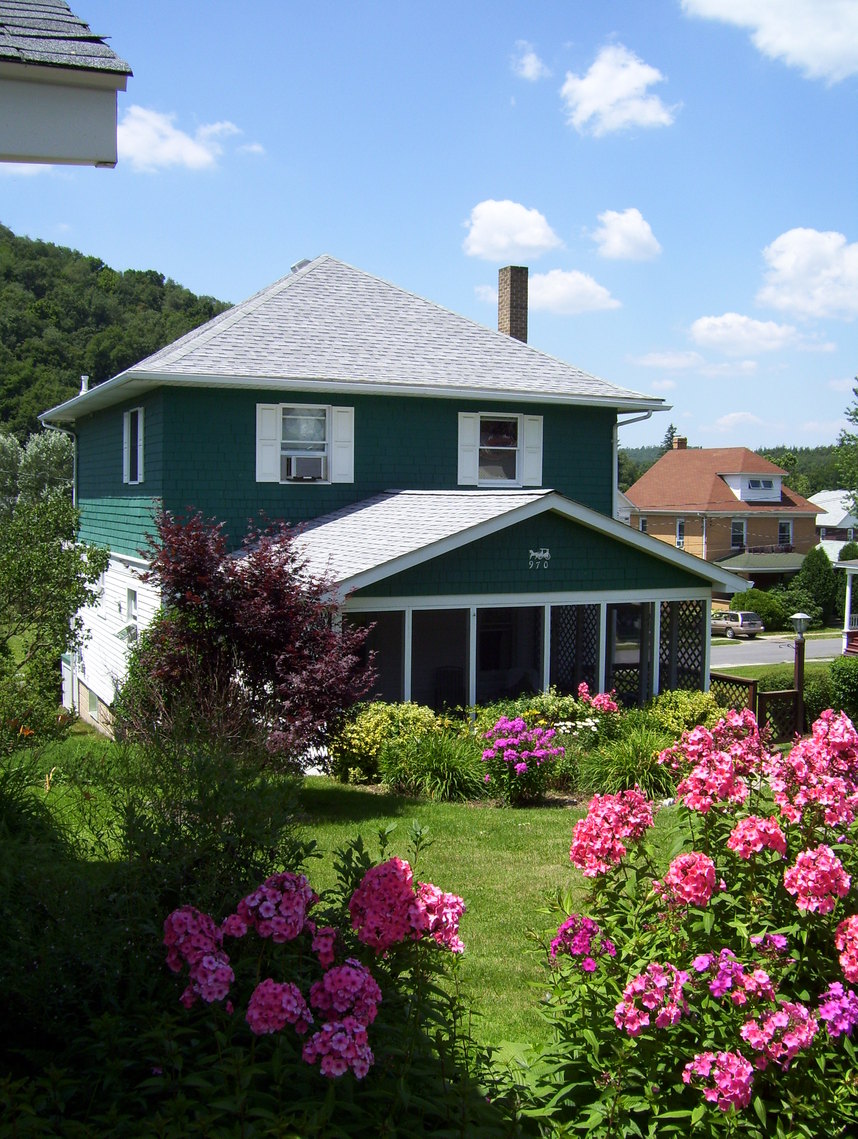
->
[577,682,619,714]
[658,707,766,815]
[164,862,465,1082]
[481,715,564,797]
[783,844,851,914]
[569,787,654,877]
[692,948,777,1005]
[765,707,858,828]
[655,851,717,907]
[682,1051,754,1112]
[614,961,689,1035]
[549,913,616,971]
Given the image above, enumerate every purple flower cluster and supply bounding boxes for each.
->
[549,913,616,972]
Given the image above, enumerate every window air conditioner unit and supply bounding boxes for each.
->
[286,456,324,481]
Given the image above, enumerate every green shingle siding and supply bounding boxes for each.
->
[355,512,707,598]
[78,496,160,555]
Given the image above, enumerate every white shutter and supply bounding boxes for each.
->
[330,406,354,483]
[521,415,543,486]
[256,404,280,482]
[122,410,130,483]
[458,413,479,485]
[136,408,144,483]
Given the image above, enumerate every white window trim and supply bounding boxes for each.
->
[457,411,542,487]
[731,519,746,549]
[256,403,354,485]
[675,518,685,549]
[778,520,793,545]
[122,407,144,485]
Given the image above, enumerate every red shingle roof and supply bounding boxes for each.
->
[625,447,818,514]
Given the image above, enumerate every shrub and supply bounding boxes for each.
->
[830,656,858,722]
[481,716,564,805]
[469,687,581,736]
[575,709,675,799]
[529,708,858,1136]
[378,731,487,801]
[729,588,788,632]
[647,689,724,737]
[328,701,438,783]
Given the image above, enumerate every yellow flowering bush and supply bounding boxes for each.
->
[328,702,438,783]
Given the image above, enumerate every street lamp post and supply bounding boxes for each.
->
[790,612,811,737]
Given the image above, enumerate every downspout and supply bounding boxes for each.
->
[614,411,653,520]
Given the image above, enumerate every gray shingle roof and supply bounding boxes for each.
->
[295,489,552,585]
[0,0,130,74]
[119,255,662,409]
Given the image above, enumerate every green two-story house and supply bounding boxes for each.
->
[41,255,744,723]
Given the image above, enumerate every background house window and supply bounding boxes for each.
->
[256,404,354,484]
[122,407,144,484]
[676,518,685,548]
[731,520,746,549]
[778,520,793,546]
[639,517,647,533]
[457,412,542,486]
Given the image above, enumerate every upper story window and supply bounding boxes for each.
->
[731,519,746,549]
[639,516,648,533]
[256,404,354,484]
[778,520,793,546]
[676,518,685,548]
[123,407,144,485]
[457,412,542,487]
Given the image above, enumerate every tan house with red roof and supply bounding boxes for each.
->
[625,438,819,589]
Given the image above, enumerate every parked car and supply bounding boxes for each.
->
[710,610,765,639]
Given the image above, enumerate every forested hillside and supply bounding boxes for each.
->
[0,223,230,438]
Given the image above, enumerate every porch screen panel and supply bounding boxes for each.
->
[411,609,468,710]
[549,604,598,695]
[476,606,542,705]
[346,611,404,703]
[605,602,654,707]
[658,599,706,693]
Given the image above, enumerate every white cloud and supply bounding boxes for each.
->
[708,410,767,432]
[632,350,704,369]
[690,312,800,355]
[530,268,621,315]
[239,142,266,156]
[650,379,677,392]
[757,228,858,320]
[698,359,759,378]
[560,44,678,136]
[0,162,54,177]
[681,0,858,83]
[593,208,661,260]
[463,199,564,261]
[512,41,550,81]
[829,377,857,393]
[475,284,498,304]
[118,106,241,173]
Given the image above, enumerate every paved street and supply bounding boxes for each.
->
[711,636,842,671]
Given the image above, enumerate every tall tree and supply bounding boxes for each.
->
[660,423,677,453]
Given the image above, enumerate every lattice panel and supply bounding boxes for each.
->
[550,605,598,695]
[659,600,705,692]
[709,673,757,712]
[757,689,798,744]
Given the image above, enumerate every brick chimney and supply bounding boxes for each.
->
[673,436,688,450]
[498,266,528,343]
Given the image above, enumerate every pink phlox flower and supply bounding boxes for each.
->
[614,961,689,1036]
[549,913,616,968]
[235,871,317,943]
[577,681,619,713]
[682,1050,754,1112]
[750,932,789,955]
[309,958,382,1025]
[834,914,858,983]
[656,851,717,907]
[765,709,858,827]
[514,761,528,775]
[660,712,770,815]
[302,1015,374,1079]
[220,913,248,939]
[783,845,850,915]
[727,815,787,859]
[415,880,466,953]
[570,787,654,877]
[164,905,235,1006]
[483,716,564,773]
[817,982,858,1038]
[246,978,313,1036]
[348,858,428,953]
[311,926,340,969]
[740,1001,818,1070]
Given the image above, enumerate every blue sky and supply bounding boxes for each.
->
[3,0,856,449]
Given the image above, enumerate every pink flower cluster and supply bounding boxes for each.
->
[309,959,382,1025]
[570,787,654,877]
[234,871,318,942]
[163,905,235,1008]
[682,1050,754,1112]
[783,845,851,915]
[727,814,787,859]
[482,716,564,778]
[549,913,616,971]
[348,858,466,956]
[577,682,619,713]
[246,978,313,1035]
[817,982,858,1038]
[739,1001,818,1070]
[659,709,769,815]
[302,1016,374,1079]
[614,961,689,1036]
[691,948,776,1005]
[835,914,858,982]
[765,708,858,828]
[655,851,717,908]
[311,926,339,968]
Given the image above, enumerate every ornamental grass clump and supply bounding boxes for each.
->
[481,714,564,805]
[530,707,858,1136]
